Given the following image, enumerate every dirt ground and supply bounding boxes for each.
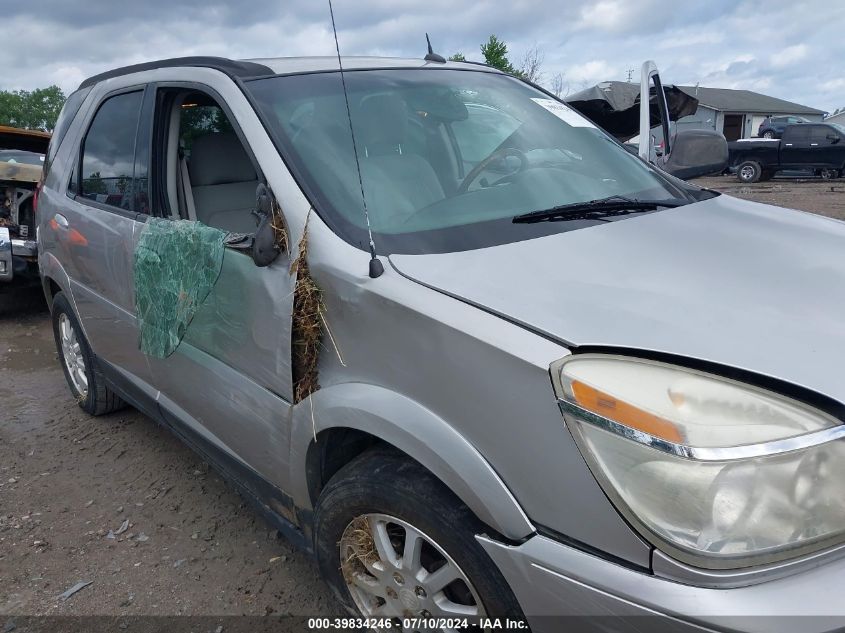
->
[0,176,842,626]
[692,174,845,220]
[0,289,342,623]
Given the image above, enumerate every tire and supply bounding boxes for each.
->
[762,130,775,139]
[737,160,762,183]
[314,447,526,625]
[820,168,839,180]
[51,291,125,416]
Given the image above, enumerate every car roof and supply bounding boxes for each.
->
[79,55,499,89]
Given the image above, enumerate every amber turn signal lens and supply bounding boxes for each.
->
[571,380,684,443]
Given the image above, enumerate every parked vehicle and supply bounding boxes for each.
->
[39,54,845,632]
[757,115,809,139]
[730,122,845,182]
[0,126,50,288]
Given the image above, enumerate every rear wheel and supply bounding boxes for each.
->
[51,292,125,416]
[762,130,775,139]
[313,447,526,627]
[737,161,762,183]
[820,168,840,180]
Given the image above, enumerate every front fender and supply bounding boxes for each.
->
[289,382,535,541]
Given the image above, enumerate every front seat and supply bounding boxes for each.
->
[356,94,445,227]
[188,133,259,233]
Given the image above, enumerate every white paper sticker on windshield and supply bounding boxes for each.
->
[530,98,595,128]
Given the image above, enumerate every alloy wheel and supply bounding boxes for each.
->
[739,164,756,182]
[59,312,88,398]
[339,513,487,629]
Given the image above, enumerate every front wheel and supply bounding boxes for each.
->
[313,447,526,626]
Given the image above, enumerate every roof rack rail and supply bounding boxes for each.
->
[457,60,497,69]
[79,56,274,89]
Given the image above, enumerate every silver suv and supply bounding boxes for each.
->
[39,56,845,632]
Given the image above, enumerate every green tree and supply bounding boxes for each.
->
[480,35,518,75]
[0,85,66,132]
[448,52,466,62]
[82,172,107,195]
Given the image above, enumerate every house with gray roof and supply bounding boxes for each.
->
[673,86,826,140]
[825,110,845,125]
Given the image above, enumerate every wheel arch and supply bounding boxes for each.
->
[39,251,72,312]
[289,382,535,542]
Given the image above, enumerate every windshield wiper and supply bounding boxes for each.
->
[512,195,685,224]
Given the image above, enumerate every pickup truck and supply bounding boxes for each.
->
[729,122,845,182]
[0,125,49,289]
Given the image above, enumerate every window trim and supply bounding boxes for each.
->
[67,84,149,220]
[44,86,92,178]
[148,80,265,221]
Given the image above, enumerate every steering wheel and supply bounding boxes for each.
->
[457,147,527,194]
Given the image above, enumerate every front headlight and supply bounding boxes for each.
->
[552,354,845,569]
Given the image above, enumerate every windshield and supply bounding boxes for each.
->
[247,69,692,254]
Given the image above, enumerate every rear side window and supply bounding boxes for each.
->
[80,91,143,211]
[782,126,809,143]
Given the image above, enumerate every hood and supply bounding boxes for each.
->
[390,195,845,404]
[565,81,699,141]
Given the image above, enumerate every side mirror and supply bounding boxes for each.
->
[660,129,728,180]
[827,133,841,143]
[251,183,286,267]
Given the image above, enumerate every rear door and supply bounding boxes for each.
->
[55,86,154,390]
[780,125,811,168]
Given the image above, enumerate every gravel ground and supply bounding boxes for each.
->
[0,175,842,625]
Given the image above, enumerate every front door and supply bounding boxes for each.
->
[56,87,154,389]
[810,125,843,168]
[143,85,295,490]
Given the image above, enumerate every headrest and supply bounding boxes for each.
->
[189,133,257,186]
[356,94,408,154]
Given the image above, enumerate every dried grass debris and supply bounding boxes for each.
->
[290,212,325,404]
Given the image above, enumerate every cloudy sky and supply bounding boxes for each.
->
[3,0,843,112]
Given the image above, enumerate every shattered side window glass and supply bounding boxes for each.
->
[134,218,227,358]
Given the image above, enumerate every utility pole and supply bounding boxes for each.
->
[626,68,635,82]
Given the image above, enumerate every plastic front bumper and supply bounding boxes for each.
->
[478,533,845,633]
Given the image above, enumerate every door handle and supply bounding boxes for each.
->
[784,143,793,147]
[53,213,69,229]
[810,143,819,146]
